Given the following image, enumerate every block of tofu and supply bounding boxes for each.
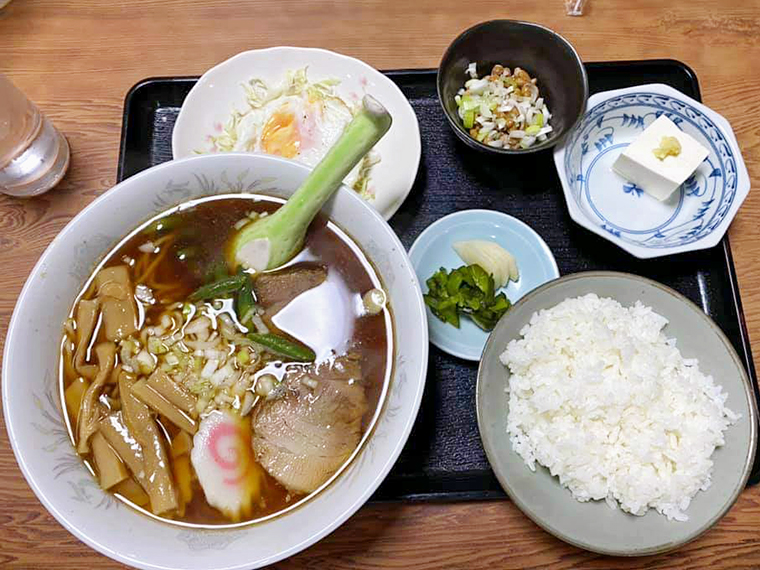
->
[612,115,709,201]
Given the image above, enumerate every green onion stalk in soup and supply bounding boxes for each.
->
[58,97,393,526]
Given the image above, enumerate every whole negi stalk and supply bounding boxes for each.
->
[228,96,392,271]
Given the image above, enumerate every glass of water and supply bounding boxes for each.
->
[0,74,70,197]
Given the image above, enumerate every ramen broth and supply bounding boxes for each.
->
[60,195,392,526]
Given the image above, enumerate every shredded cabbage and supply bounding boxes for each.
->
[211,112,242,153]
[241,67,339,109]
[204,67,380,199]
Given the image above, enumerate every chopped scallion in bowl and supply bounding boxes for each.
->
[455,63,553,150]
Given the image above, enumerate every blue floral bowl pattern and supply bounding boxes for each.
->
[553,84,750,258]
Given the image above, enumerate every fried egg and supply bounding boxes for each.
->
[211,69,375,192]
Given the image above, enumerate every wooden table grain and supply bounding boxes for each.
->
[2,0,760,567]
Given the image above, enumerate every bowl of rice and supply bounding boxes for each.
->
[476,271,757,556]
[437,20,588,154]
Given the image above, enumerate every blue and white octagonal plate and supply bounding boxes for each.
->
[553,83,750,258]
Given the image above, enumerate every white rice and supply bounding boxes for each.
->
[499,294,739,521]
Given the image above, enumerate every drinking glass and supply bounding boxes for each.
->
[0,74,70,197]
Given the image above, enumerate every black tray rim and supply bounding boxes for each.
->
[116,58,760,492]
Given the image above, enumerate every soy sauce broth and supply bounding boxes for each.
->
[60,194,394,527]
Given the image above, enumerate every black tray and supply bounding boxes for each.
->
[118,60,760,500]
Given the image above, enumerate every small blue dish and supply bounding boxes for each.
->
[408,210,559,361]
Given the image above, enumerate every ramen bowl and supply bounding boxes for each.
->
[2,153,429,569]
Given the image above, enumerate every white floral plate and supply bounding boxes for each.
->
[172,47,422,220]
[2,153,428,570]
[553,84,750,258]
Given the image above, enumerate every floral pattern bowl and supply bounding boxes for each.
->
[553,83,750,258]
[2,153,428,569]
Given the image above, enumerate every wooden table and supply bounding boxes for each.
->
[2,0,760,567]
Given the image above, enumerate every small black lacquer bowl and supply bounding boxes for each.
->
[437,20,588,155]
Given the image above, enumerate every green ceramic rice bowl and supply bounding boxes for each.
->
[476,271,757,556]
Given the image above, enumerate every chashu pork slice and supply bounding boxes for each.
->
[251,354,367,494]
[253,264,327,317]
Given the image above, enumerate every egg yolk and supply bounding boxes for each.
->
[261,108,300,158]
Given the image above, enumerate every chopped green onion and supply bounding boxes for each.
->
[455,63,551,150]
[463,109,476,129]
[255,374,278,397]
[135,350,156,375]
[461,95,479,111]
[236,349,250,365]
[147,337,168,355]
